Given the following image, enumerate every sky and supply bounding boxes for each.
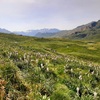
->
[0,0,100,31]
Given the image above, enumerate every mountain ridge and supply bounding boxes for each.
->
[14,28,60,37]
[0,20,100,40]
[0,28,11,33]
[52,20,100,40]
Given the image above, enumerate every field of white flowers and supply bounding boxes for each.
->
[0,33,100,100]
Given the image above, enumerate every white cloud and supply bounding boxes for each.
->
[0,0,100,31]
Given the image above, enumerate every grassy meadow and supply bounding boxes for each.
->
[0,33,100,100]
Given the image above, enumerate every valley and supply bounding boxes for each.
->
[0,33,100,100]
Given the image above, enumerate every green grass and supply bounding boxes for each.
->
[0,33,100,100]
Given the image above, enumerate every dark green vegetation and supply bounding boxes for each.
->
[0,33,100,100]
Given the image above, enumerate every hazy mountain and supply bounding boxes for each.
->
[0,28,11,33]
[35,28,60,37]
[14,28,60,37]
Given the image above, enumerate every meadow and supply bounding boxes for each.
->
[0,33,100,100]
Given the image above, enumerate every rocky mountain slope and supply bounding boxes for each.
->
[53,20,100,40]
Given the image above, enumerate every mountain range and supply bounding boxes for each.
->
[0,20,100,40]
[13,28,60,37]
[0,28,60,37]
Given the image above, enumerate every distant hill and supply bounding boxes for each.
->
[0,28,11,33]
[53,20,100,40]
[14,28,60,37]
[35,29,60,37]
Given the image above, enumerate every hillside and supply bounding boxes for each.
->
[53,20,100,40]
[0,33,100,100]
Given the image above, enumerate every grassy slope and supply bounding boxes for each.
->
[0,33,100,100]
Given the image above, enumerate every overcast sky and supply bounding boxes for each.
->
[0,0,100,31]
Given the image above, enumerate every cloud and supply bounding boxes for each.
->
[0,0,100,31]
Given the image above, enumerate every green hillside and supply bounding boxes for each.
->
[0,33,100,100]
